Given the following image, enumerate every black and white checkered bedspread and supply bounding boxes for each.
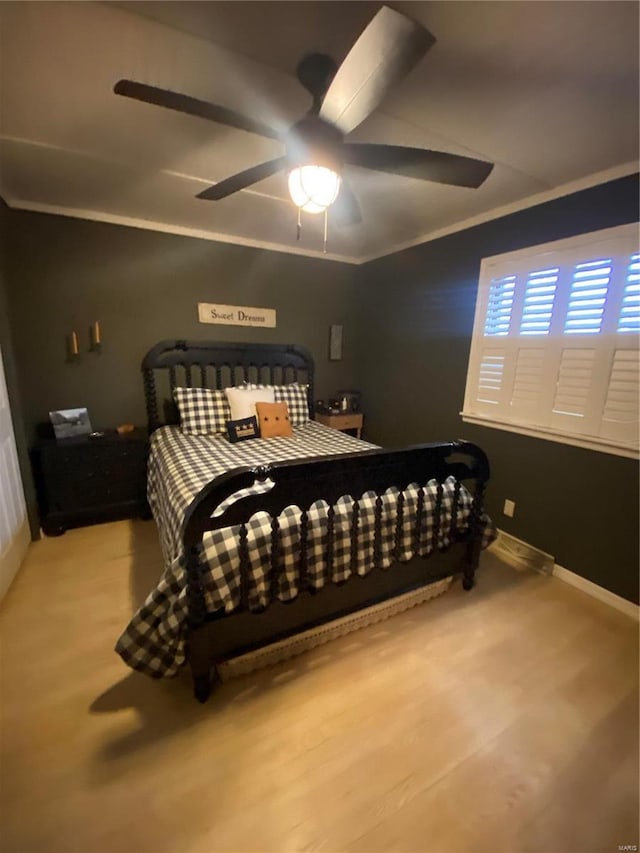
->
[116,422,494,677]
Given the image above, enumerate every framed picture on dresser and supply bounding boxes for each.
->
[49,407,92,440]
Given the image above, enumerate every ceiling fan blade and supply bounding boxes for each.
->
[114,80,281,141]
[196,157,287,200]
[343,144,494,188]
[319,6,435,135]
[331,178,363,226]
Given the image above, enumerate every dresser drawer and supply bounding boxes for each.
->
[330,414,361,430]
[32,429,149,534]
[315,412,364,435]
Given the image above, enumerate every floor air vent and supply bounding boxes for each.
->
[490,530,554,575]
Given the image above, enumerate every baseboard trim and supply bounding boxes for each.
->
[552,564,639,621]
[491,529,638,621]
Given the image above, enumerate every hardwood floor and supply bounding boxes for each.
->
[0,519,637,853]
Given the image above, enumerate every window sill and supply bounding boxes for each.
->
[460,412,639,460]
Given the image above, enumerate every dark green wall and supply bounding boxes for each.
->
[355,174,639,604]
[0,201,39,536]
[4,178,639,603]
[5,211,360,442]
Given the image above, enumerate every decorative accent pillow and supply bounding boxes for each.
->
[243,383,310,427]
[255,401,293,438]
[276,383,310,427]
[225,386,275,421]
[226,416,260,443]
[174,386,231,435]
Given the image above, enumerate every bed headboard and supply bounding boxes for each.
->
[141,339,315,433]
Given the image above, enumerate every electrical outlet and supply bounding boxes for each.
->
[503,499,516,518]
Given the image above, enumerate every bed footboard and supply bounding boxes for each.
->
[181,440,489,701]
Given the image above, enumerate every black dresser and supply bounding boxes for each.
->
[32,429,149,536]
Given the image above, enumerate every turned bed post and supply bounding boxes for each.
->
[185,544,216,703]
[463,475,488,591]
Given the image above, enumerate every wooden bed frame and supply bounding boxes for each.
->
[142,339,490,702]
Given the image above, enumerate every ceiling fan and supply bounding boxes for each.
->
[114,5,493,229]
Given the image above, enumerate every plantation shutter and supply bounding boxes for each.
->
[463,223,639,456]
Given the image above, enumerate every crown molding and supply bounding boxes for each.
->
[358,161,640,264]
[1,197,361,265]
[3,161,637,267]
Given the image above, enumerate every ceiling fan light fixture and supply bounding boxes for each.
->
[115,7,495,217]
[288,165,341,214]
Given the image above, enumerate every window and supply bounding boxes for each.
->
[462,223,639,458]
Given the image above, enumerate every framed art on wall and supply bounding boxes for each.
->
[329,324,343,361]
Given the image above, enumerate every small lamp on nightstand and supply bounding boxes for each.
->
[337,390,361,413]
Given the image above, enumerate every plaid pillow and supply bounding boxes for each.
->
[243,383,310,427]
[173,387,231,435]
[275,383,310,427]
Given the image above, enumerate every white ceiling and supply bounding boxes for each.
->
[0,1,638,263]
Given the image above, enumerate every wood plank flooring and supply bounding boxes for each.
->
[0,519,637,853]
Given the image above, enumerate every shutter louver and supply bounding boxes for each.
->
[511,348,545,407]
[618,253,640,334]
[483,275,515,336]
[476,349,505,405]
[604,350,639,422]
[553,349,596,417]
[519,268,558,335]
[564,258,612,335]
[600,349,639,446]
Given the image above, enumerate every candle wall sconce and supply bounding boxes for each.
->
[89,320,102,353]
[67,330,81,362]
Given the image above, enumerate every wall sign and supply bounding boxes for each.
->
[198,303,276,328]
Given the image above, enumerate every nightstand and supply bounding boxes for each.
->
[315,412,364,439]
[32,429,149,536]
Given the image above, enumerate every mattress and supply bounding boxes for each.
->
[116,422,493,677]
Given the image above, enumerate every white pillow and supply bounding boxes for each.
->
[225,386,275,420]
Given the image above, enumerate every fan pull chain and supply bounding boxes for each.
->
[323,209,328,254]
[296,207,301,241]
